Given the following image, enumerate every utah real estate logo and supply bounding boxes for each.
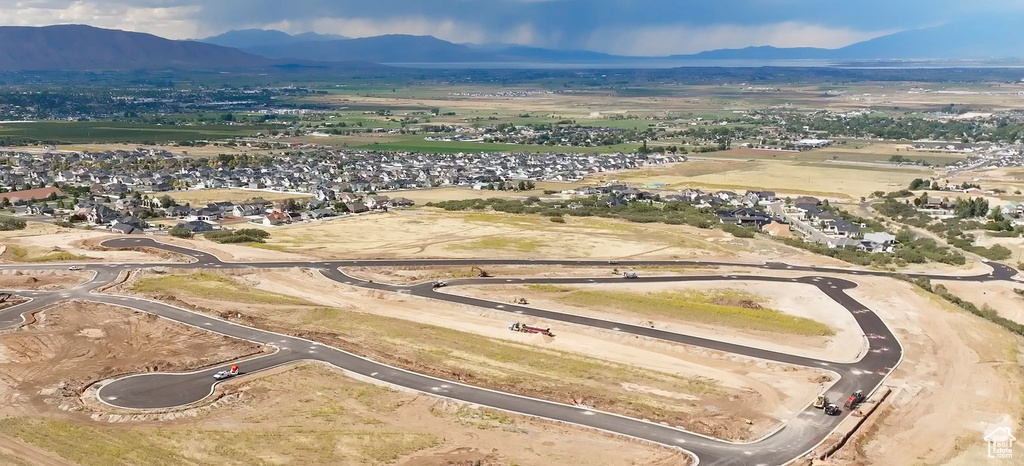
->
[985,427,1015,459]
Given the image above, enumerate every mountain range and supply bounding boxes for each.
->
[205,18,1024,64]
[0,19,1021,72]
[201,29,349,49]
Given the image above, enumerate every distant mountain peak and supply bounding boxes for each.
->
[0,24,275,71]
[201,29,349,49]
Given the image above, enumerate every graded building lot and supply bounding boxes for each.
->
[252,209,828,263]
[0,301,261,418]
[448,280,865,363]
[341,264,726,285]
[2,363,688,466]
[932,278,1024,326]
[0,298,687,465]
[0,224,161,264]
[823,275,1024,465]
[116,269,828,441]
[0,270,90,290]
[601,158,923,200]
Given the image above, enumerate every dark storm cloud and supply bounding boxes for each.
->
[2,0,1021,54]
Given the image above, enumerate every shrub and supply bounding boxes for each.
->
[169,226,194,239]
[720,223,755,238]
[549,216,566,223]
[0,217,27,231]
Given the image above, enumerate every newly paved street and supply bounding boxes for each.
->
[0,237,1016,465]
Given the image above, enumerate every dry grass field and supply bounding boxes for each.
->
[162,189,310,206]
[252,209,824,263]
[600,158,927,199]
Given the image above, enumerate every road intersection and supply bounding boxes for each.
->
[0,237,1017,465]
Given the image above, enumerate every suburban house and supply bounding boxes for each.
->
[745,190,777,204]
[365,195,391,210]
[716,208,774,227]
[175,220,214,233]
[390,197,415,208]
[26,204,55,216]
[263,212,288,226]
[110,222,143,235]
[858,232,898,253]
[86,204,119,225]
[346,201,369,213]
[233,203,265,217]
[762,222,794,238]
[1001,201,1024,218]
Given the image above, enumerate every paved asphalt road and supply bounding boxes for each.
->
[0,237,1017,465]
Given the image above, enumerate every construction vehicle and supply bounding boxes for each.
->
[511,297,529,305]
[509,322,554,337]
[623,271,638,279]
[813,394,827,409]
[823,403,841,416]
[213,364,239,380]
[844,390,866,410]
[471,266,490,277]
[0,293,10,304]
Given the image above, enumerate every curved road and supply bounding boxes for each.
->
[0,238,1017,465]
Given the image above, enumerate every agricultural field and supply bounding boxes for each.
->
[0,121,270,144]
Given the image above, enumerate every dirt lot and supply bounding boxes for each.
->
[0,270,91,291]
[0,224,162,263]
[449,281,866,363]
[824,276,1024,465]
[602,158,918,200]
[252,209,831,263]
[114,269,827,441]
[933,279,1024,325]
[344,264,725,284]
[1,363,689,466]
[0,301,261,419]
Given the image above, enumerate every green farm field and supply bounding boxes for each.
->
[0,121,271,144]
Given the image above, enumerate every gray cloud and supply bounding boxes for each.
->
[0,0,1020,54]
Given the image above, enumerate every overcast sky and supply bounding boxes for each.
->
[0,0,1020,55]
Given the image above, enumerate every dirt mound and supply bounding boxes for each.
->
[711,297,764,310]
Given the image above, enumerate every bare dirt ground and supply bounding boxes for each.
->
[0,224,161,263]
[343,264,726,284]
[823,276,1024,465]
[0,270,91,290]
[935,279,1024,325]
[450,280,865,363]
[0,301,262,419]
[114,268,827,441]
[603,158,913,200]
[155,235,312,262]
[253,209,830,264]
[2,362,690,466]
